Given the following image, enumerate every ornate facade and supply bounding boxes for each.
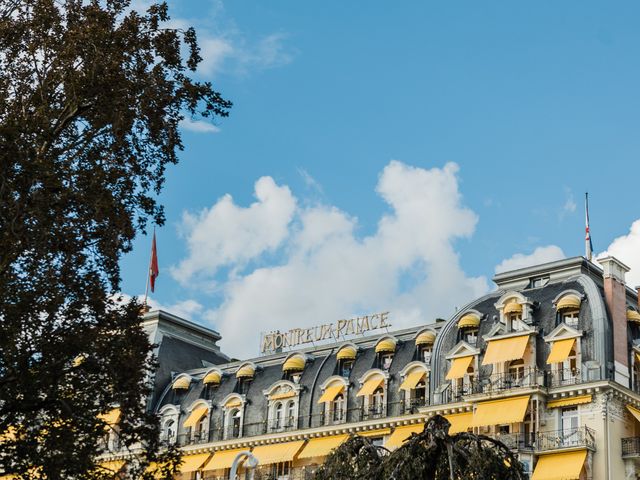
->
[103,256,640,479]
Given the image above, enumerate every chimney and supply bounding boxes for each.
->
[598,256,631,384]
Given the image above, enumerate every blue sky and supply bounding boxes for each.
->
[121,1,640,357]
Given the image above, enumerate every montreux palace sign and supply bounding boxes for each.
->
[260,312,391,355]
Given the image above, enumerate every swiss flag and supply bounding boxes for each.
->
[149,232,159,293]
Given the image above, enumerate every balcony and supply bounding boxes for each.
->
[622,437,640,457]
[468,368,544,396]
[492,432,536,451]
[536,427,595,452]
[547,368,581,388]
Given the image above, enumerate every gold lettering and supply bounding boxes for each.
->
[321,324,333,340]
[336,319,347,338]
[261,333,275,353]
[380,311,391,328]
[304,328,313,342]
[359,315,370,333]
[345,319,355,335]
[274,332,283,349]
[369,313,379,329]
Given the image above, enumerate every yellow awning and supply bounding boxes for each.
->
[399,370,426,391]
[359,428,391,437]
[557,295,581,310]
[416,331,436,345]
[627,405,640,423]
[445,356,474,380]
[531,449,587,480]
[224,398,242,409]
[471,395,530,427]
[458,313,480,329]
[375,339,396,353]
[172,376,191,390]
[546,338,576,364]
[205,449,249,471]
[318,384,345,404]
[180,453,212,473]
[628,309,640,324]
[504,302,523,314]
[100,460,125,473]
[251,440,305,465]
[203,371,221,385]
[547,395,592,409]
[445,412,473,434]
[283,356,305,372]
[98,408,121,426]
[270,390,297,400]
[385,424,424,450]
[183,406,208,428]
[236,365,255,378]
[356,376,384,397]
[297,434,349,459]
[635,352,640,364]
[337,345,357,360]
[482,335,530,365]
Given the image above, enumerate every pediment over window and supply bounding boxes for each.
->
[445,341,479,359]
[543,323,582,342]
[263,380,299,400]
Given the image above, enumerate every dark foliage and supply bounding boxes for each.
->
[314,415,527,480]
[0,0,230,478]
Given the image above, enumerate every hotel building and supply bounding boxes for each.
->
[102,256,640,480]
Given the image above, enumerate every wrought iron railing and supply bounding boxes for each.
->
[622,437,640,456]
[547,368,581,388]
[491,432,537,451]
[536,427,595,451]
[468,368,543,395]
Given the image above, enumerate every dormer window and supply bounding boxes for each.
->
[556,294,582,328]
[457,313,480,345]
[336,345,357,377]
[236,377,251,395]
[415,330,435,364]
[282,354,306,382]
[374,338,397,370]
[464,328,478,345]
[380,353,394,371]
[339,359,354,377]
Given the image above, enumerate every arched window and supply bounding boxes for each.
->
[332,393,346,423]
[286,401,296,429]
[274,402,284,430]
[163,419,175,444]
[230,408,242,439]
[412,379,427,408]
[371,387,384,417]
[195,415,207,442]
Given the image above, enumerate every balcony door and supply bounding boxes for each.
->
[561,407,578,446]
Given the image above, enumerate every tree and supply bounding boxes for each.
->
[314,415,527,480]
[0,0,231,478]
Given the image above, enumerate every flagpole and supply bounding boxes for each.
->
[585,192,592,261]
[143,227,154,307]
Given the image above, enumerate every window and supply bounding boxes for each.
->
[331,393,346,423]
[163,419,176,444]
[380,353,394,371]
[508,359,525,385]
[194,415,207,442]
[563,310,579,328]
[228,408,242,439]
[561,407,579,445]
[464,328,478,346]
[286,401,296,429]
[411,379,427,408]
[236,378,251,395]
[269,461,291,479]
[418,345,433,364]
[339,359,354,377]
[370,387,384,417]
[528,276,549,288]
[561,348,578,383]
[274,402,284,430]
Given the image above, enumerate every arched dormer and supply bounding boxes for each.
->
[282,353,309,382]
[235,362,256,395]
[203,368,223,386]
[495,291,533,328]
[553,290,583,328]
[356,369,389,419]
[399,362,430,410]
[336,343,358,378]
[158,404,179,445]
[182,399,210,443]
[415,329,436,364]
[263,380,300,432]
[318,376,349,426]
[374,336,398,371]
[457,310,481,346]
[171,373,192,390]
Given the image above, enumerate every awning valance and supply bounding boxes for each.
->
[179,453,212,473]
[375,339,396,353]
[337,346,357,360]
[385,424,424,450]
[416,331,436,345]
[445,356,474,380]
[283,356,305,372]
[471,395,530,428]
[458,314,480,329]
[444,412,473,434]
[203,371,221,385]
[481,335,530,365]
[270,390,297,401]
[183,406,208,428]
[547,395,592,409]
[531,449,587,480]
[503,303,523,315]
[359,428,392,437]
[318,384,345,404]
[251,440,305,465]
[399,370,426,392]
[546,338,576,364]
[557,295,581,310]
[356,376,384,397]
[297,434,349,459]
[205,449,248,471]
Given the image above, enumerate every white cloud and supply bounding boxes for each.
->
[495,245,566,274]
[109,293,203,321]
[297,167,323,194]
[180,117,221,133]
[176,161,488,357]
[171,176,297,284]
[600,219,640,287]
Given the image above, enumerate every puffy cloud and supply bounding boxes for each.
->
[179,161,488,357]
[494,246,566,274]
[171,176,296,284]
[600,219,640,287]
